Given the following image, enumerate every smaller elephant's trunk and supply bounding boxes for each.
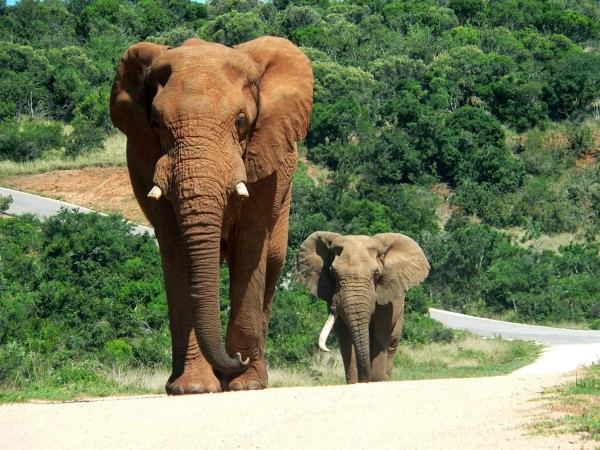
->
[351,325,371,382]
[338,287,374,383]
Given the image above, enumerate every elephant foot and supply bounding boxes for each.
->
[165,369,222,395]
[226,361,267,391]
[228,379,264,391]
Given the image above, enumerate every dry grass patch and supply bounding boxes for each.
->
[0,133,126,179]
[392,334,541,380]
[534,364,600,442]
[105,367,169,394]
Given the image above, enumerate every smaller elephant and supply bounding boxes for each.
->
[293,232,430,384]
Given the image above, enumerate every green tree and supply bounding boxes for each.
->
[545,52,600,120]
[200,10,270,45]
[0,121,65,162]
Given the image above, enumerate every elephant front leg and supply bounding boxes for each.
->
[370,303,394,382]
[166,326,222,394]
[336,321,359,384]
[223,231,270,391]
[155,215,222,394]
[224,175,293,391]
[385,300,405,381]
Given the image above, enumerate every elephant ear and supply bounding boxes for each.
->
[234,37,314,183]
[110,42,170,138]
[373,233,430,306]
[293,231,340,302]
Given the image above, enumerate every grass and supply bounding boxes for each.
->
[0,333,541,403]
[0,370,161,403]
[391,334,541,380]
[534,364,600,443]
[0,133,126,179]
[268,333,541,388]
[269,352,346,388]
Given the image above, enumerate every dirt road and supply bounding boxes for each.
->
[0,372,587,449]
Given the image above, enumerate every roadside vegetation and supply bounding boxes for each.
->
[0,210,541,402]
[0,0,598,414]
[534,363,600,444]
[0,133,126,179]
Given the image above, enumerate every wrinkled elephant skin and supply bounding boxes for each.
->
[110,37,313,394]
[294,232,429,384]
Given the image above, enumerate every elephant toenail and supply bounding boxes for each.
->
[248,380,263,390]
[188,384,204,394]
[206,385,219,394]
[229,380,244,391]
[169,385,185,395]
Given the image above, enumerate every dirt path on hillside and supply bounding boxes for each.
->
[0,372,590,449]
[0,168,149,226]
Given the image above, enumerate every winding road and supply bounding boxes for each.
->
[430,308,600,375]
[1,187,599,449]
[0,187,153,236]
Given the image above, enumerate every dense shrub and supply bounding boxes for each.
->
[402,312,454,346]
[0,195,11,212]
[420,221,600,324]
[0,211,168,387]
[0,121,64,162]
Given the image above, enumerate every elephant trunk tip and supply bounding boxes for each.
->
[236,352,250,367]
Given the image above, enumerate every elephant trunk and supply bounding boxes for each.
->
[338,285,374,383]
[171,144,249,374]
[349,316,371,382]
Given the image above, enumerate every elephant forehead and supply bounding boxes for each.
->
[334,235,378,252]
[154,44,254,82]
[332,236,380,264]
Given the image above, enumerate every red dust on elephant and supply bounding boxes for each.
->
[110,37,313,394]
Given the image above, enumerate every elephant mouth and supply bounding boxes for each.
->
[146,152,250,203]
[146,181,249,202]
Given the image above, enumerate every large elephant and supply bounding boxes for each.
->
[293,232,429,384]
[109,37,313,394]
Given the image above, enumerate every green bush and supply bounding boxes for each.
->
[65,120,106,156]
[0,121,65,162]
[267,282,328,368]
[103,339,134,366]
[0,195,11,212]
[0,211,168,388]
[402,312,454,346]
[405,285,431,315]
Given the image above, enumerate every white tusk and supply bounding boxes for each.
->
[318,314,336,352]
[147,186,163,200]
[235,182,249,199]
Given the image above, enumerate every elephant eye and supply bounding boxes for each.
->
[236,114,249,139]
